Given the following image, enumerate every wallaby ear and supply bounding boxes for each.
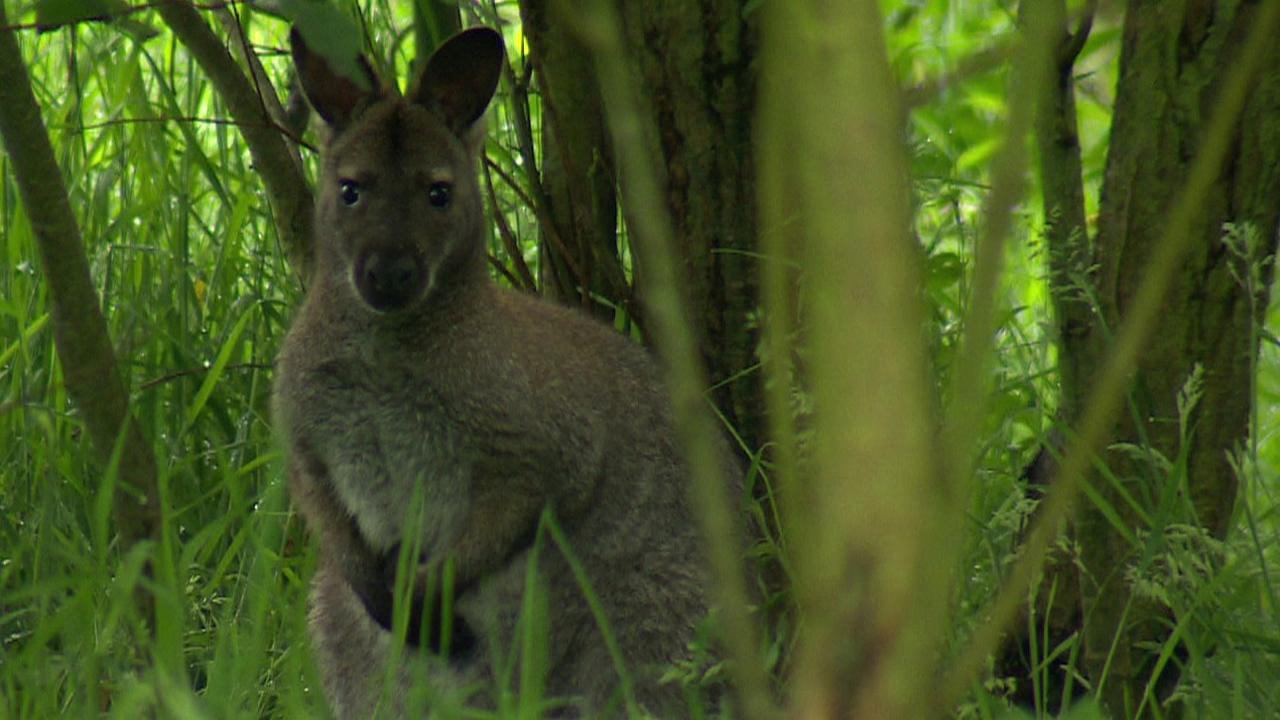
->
[411,27,505,136]
[290,27,380,129]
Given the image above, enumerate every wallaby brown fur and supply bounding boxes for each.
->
[273,26,733,718]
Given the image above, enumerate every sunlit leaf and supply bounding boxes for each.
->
[277,0,370,90]
[34,0,118,30]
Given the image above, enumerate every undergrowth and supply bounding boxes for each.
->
[1,3,1277,719]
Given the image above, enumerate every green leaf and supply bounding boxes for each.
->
[0,311,48,368]
[34,0,122,30]
[184,306,254,431]
[278,0,370,90]
[1058,698,1108,720]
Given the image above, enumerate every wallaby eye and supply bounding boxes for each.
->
[339,180,361,207]
[427,182,452,209]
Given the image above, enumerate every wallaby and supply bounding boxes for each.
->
[273,26,736,718]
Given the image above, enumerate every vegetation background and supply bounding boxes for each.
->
[1,0,1278,718]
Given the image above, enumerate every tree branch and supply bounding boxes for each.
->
[212,3,306,177]
[154,0,315,279]
[903,38,1016,109]
[482,160,538,292]
[484,155,588,288]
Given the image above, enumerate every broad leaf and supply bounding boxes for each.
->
[278,0,370,90]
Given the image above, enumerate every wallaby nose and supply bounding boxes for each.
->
[355,248,424,312]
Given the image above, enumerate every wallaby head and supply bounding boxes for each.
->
[291,28,504,314]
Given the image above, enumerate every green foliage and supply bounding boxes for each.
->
[34,0,124,30]
[1,10,315,717]
[0,1,1278,718]
[278,0,368,90]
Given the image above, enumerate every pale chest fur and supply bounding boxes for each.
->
[273,282,609,557]
[274,306,473,555]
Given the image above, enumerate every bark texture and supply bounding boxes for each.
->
[520,0,764,450]
[617,1,762,449]
[519,0,621,312]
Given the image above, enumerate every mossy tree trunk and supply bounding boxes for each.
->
[615,2,761,450]
[759,2,945,715]
[519,1,764,451]
[1022,1,1280,714]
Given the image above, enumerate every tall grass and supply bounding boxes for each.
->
[0,2,1277,719]
[1,15,320,718]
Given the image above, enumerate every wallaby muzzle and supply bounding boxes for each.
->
[354,246,425,312]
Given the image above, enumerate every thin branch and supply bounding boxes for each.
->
[483,159,538,292]
[507,41,553,221]
[211,2,306,175]
[903,38,1016,109]
[484,155,588,288]
[154,0,315,279]
[485,253,525,289]
[533,66,636,317]
[503,44,585,302]
[528,56,640,322]
[138,362,271,391]
[903,1,1096,111]
[0,0,246,32]
[1060,0,1097,67]
[518,42,593,308]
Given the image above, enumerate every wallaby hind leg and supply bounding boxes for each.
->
[309,563,395,719]
[311,563,481,719]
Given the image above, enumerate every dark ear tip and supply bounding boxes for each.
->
[457,27,502,42]
[453,26,506,60]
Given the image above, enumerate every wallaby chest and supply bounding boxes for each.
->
[276,315,465,553]
[276,283,606,555]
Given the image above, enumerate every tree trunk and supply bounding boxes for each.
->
[616,2,762,450]
[519,1,764,451]
[1018,2,1280,715]
[759,2,942,715]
